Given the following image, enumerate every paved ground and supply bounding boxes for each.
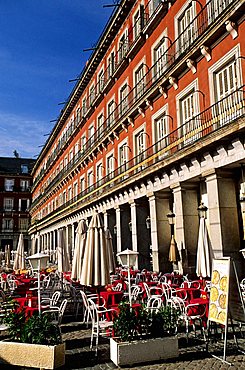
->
[1,317,245,369]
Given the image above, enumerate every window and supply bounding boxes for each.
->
[118,142,129,176]
[98,69,104,92]
[107,100,115,127]
[133,9,141,40]
[97,113,104,137]
[209,46,242,126]
[2,218,13,231]
[135,64,145,98]
[107,154,114,180]
[69,149,73,162]
[176,2,196,56]
[149,0,162,16]
[153,36,168,80]
[76,107,81,125]
[118,32,128,62]
[88,124,95,144]
[154,112,169,157]
[119,83,128,116]
[108,51,115,78]
[63,190,67,204]
[82,97,87,116]
[4,198,14,211]
[96,163,104,185]
[68,186,72,201]
[73,182,78,198]
[87,170,94,189]
[20,180,30,191]
[207,0,233,23]
[74,141,80,156]
[21,165,29,174]
[5,179,14,191]
[89,84,95,105]
[135,129,146,169]
[19,198,29,212]
[177,81,199,145]
[81,134,86,153]
[19,218,29,231]
[80,177,85,192]
[64,156,68,168]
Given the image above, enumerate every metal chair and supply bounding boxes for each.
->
[41,291,61,309]
[42,298,68,326]
[88,298,115,355]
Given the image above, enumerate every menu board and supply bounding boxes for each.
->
[208,258,230,326]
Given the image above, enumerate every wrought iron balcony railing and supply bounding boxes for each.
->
[32,0,239,194]
[34,86,245,222]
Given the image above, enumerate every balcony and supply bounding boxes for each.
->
[32,87,245,224]
[31,0,243,203]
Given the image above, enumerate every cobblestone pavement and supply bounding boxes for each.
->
[1,318,245,370]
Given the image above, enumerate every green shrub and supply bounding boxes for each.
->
[4,311,62,345]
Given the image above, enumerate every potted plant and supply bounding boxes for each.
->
[110,301,179,366]
[0,310,65,369]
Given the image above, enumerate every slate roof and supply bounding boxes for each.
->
[0,157,35,175]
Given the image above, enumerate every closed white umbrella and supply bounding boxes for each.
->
[80,213,110,287]
[196,217,213,278]
[71,219,87,281]
[13,233,26,271]
[57,228,71,273]
[105,228,116,274]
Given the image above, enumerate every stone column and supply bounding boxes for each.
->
[103,212,109,230]
[71,223,75,257]
[129,200,138,270]
[147,193,159,272]
[204,170,240,257]
[171,183,199,274]
[115,206,121,254]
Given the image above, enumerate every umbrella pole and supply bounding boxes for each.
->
[38,260,41,315]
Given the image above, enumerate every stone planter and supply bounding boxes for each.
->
[110,336,179,366]
[0,340,65,369]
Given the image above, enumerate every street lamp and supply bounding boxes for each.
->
[167,211,178,271]
[240,248,245,259]
[197,202,208,218]
[128,220,132,232]
[27,252,49,314]
[145,216,151,229]
[117,249,139,307]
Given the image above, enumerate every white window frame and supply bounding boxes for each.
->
[176,79,200,145]
[133,59,146,99]
[119,80,129,116]
[87,169,94,189]
[97,111,104,137]
[118,29,128,63]
[98,67,105,92]
[132,6,141,40]
[107,48,115,78]
[208,44,242,126]
[106,151,115,180]
[80,176,85,192]
[4,198,14,211]
[5,179,14,191]
[96,161,104,185]
[133,124,147,169]
[151,30,168,80]
[174,1,196,57]
[107,97,115,127]
[152,104,170,158]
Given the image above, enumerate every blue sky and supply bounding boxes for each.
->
[0,0,113,158]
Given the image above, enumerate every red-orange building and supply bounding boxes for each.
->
[30,0,245,274]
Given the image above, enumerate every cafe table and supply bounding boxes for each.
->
[99,290,124,309]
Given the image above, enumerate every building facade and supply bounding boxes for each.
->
[30,0,245,274]
[0,157,34,254]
